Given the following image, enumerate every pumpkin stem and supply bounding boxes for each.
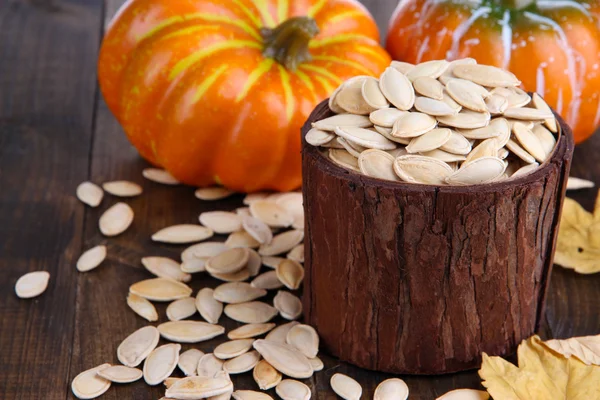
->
[261,17,319,71]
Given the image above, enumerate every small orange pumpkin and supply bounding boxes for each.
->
[98,0,390,192]
[386,0,600,143]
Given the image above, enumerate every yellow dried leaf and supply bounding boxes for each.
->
[479,335,600,400]
[542,334,600,366]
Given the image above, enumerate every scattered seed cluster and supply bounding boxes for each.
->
[306,59,559,186]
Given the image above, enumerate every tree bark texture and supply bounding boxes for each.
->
[301,100,574,374]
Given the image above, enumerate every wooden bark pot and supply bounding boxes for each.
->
[301,100,574,375]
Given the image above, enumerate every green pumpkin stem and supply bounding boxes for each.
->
[261,17,320,71]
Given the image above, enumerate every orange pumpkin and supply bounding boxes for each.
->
[98,0,390,192]
[386,0,600,143]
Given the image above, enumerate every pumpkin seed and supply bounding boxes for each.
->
[390,60,414,74]
[251,270,284,290]
[76,181,103,207]
[306,128,335,146]
[286,324,319,359]
[181,258,207,273]
[374,378,410,400]
[228,323,276,340]
[225,231,260,249]
[143,343,181,386]
[273,290,303,320]
[259,230,304,256]
[441,90,463,113]
[142,168,180,185]
[420,149,467,163]
[414,97,458,116]
[195,187,235,201]
[511,163,539,178]
[336,76,376,115]
[379,67,415,110]
[237,206,252,217]
[394,155,454,185]
[329,148,361,172]
[247,249,262,277]
[337,137,366,158]
[375,125,411,144]
[206,248,250,275]
[309,357,324,371]
[99,202,134,236]
[242,215,274,245]
[392,112,437,138]
[127,293,158,322]
[459,117,508,140]
[214,282,267,304]
[197,353,225,378]
[214,339,255,360]
[445,79,488,112]
[439,131,471,155]
[436,389,490,400]
[253,359,282,390]
[129,278,192,302]
[224,301,278,324]
[199,211,243,234]
[439,57,477,85]
[164,377,181,388]
[152,224,214,244]
[182,242,228,263]
[485,94,509,114]
[224,350,261,374]
[312,113,372,131]
[178,349,204,376]
[567,177,595,190]
[102,180,142,197]
[254,340,313,379]
[97,365,143,383]
[513,122,547,162]
[287,245,304,264]
[505,139,536,164]
[464,139,498,164]
[406,128,452,153]
[196,288,223,324]
[498,147,510,159]
[76,245,107,272]
[413,76,444,100]
[262,256,285,269]
[276,259,304,290]
[370,108,406,127]
[71,364,111,399]
[335,126,396,150]
[362,77,389,109]
[165,376,233,399]
[437,110,490,129]
[265,321,300,343]
[158,321,225,343]
[452,64,520,87]
[243,192,269,205]
[275,192,303,222]
[446,157,506,185]
[117,326,160,367]
[532,124,556,157]
[503,107,553,121]
[330,373,362,400]
[249,200,294,228]
[233,389,273,400]
[505,87,531,108]
[531,93,558,132]
[276,380,312,400]
[142,257,191,282]
[406,59,449,81]
[328,84,346,114]
[211,267,251,283]
[167,297,197,321]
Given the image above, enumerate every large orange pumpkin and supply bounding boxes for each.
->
[98,0,390,192]
[386,0,600,143]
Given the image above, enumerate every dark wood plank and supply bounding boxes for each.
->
[0,0,103,398]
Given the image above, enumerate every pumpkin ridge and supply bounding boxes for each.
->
[277,64,296,122]
[249,0,277,27]
[190,65,230,104]
[311,55,373,75]
[277,0,290,24]
[231,0,264,28]
[308,0,328,18]
[236,59,276,102]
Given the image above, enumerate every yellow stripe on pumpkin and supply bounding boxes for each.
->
[191,64,229,104]
[232,0,263,28]
[161,25,223,41]
[313,75,335,94]
[309,33,374,49]
[324,10,366,25]
[277,0,289,24]
[249,0,276,27]
[236,59,275,102]
[307,0,327,18]
[299,64,342,86]
[312,55,372,75]
[355,46,390,64]
[294,69,319,103]
[278,64,295,123]
[169,40,261,81]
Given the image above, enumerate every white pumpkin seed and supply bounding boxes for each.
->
[254,340,313,379]
[165,376,233,399]
[249,200,294,228]
[276,259,304,290]
[445,79,488,112]
[439,57,477,85]
[330,373,362,400]
[167,297,197,321]
[158,321,225,343]
[273,291,303,320]
[224,301,278,324]
[513,122,546,162]
[15,271,50,299]
[197,353,225,378]
[420,149,467,163]
[464,139,498,164]
[459,117,508,140]
[182,242,228,263]
[286,324,319,358]
[142,257,191,282]
[437,110,490,129]
[233,389,273,400]
[356,149,398,182]
[246,249,262,277]
[211,267,251,283]
[76,181,103,207]
[413,76,444,100]
[287,245,304,263]
[390,60,414,74]
[127,293,158,322]
[306,128,335,146]
[328,84,346,114]
[262,256,285,269]
[505,139,536,164]
[379,67,415,110]
[76,245,107,272]
[117,326,160,367]
[406,128,452,153]
[275,193,303,228]
[532,124,556,157]
[130,278,192,302]
[196,288,223,324]
[446,157,506,185]
[452,64,520,87]
[206,248,249,275]
[394,155,453,185]
[102,180,142,197]
[228,323,276,340]
[214,282,267,304]
[225,231,260,249]
[276,379,312,400]
[199,211,243,234]
[178,349,204,376]
[336,76,376,115]
[214,339,255,360]
[99,202,134,236]
[374,378,409,400]
[242,215,274,245]
[265,321,300,343]
[337,137,367,158]
[237,207,252,218]
[503,107,553,121]
[142,168,180,185]
[243,193,269,205]
[414,97,458,116]
[511,163,539,178]
[152,224,214,244]
[259,230,304,256]
[441,90,463,113]
[251,270,284,290]
[392,112,437,138]
[195,187,235,201]
[531,92,557,132]
[439,131,471,155]
[567,177,595,190]
[505,87,531,108]
[436,389,489,400]
[309,357,324,371]
[143,343,181,386]
[253,359,282,390]
[406,59,449,81]
[181,259,207,274]
[485,94,508,114]
[362,77,389,109]
[71,364,111,399]
[335,126,396,150]
[97,365,143,383]
[164,377,181,388]
[370,108,406,127]
[329,148,361,171]
[498,147,510,159]
[312,113,372,131]
[224,350,261,374]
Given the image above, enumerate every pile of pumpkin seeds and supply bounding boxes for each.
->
[306,58,559,185]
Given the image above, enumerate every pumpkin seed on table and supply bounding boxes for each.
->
[117,326,160,367]
[164,377,181,388]
[259,230,304,256]
[99,202,134,236]
[205,248,250,275]
[567,177,595,190]
[242,215,273,244]
[196,288,223,324]
[287,244,304,263]
[265,321,300,343]
[76,245,107,272]
[167,297,197,321]
[233,390,273,400]
[276,259,304,290]
[157,321,225,343]
[102,180,142,197]
[152,224,214,244]
[253,359,282,390]
[286,324,319,358]
[214,339,255,360]
[142,256,192,282]
[228,323,276,340]
[143,343,181,385]
[197,353,225,378]
[254,339,313,379]
[142,168,179,185]
[361,76,389,109]
[330,373,362,400]
[394,155,454,185]
[165,376,233,399]
[71,363,111,399]
[199,211,243,234]
[76,181,103,207]
[312,113,372,131]
[262,256,285,269]
[249,200,294,228]
[413,76,444,100]
[195,187,235,201]
[224,301,278,324]
[237,206,252,217]
[251,270,285,290]
[357,149,399,181]
[130,278,192,301]
[329,148,361,171]
[214,282,267,304]
[446,157,506,185]
[181,258,207,273]
[374,378,410,400]
[15,271,50,299]
[97,365,142,384]
[276,379,312,400]
[178,349,204,376]
[309,356,324,371]
[273,290,303,320]
[127,293,158,322]
[436,389,489,400]
[211,266,252,283]
[182,242,228,263]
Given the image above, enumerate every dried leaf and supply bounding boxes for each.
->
[543,334,600,365]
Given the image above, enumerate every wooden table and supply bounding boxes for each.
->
[1,1,599,399]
